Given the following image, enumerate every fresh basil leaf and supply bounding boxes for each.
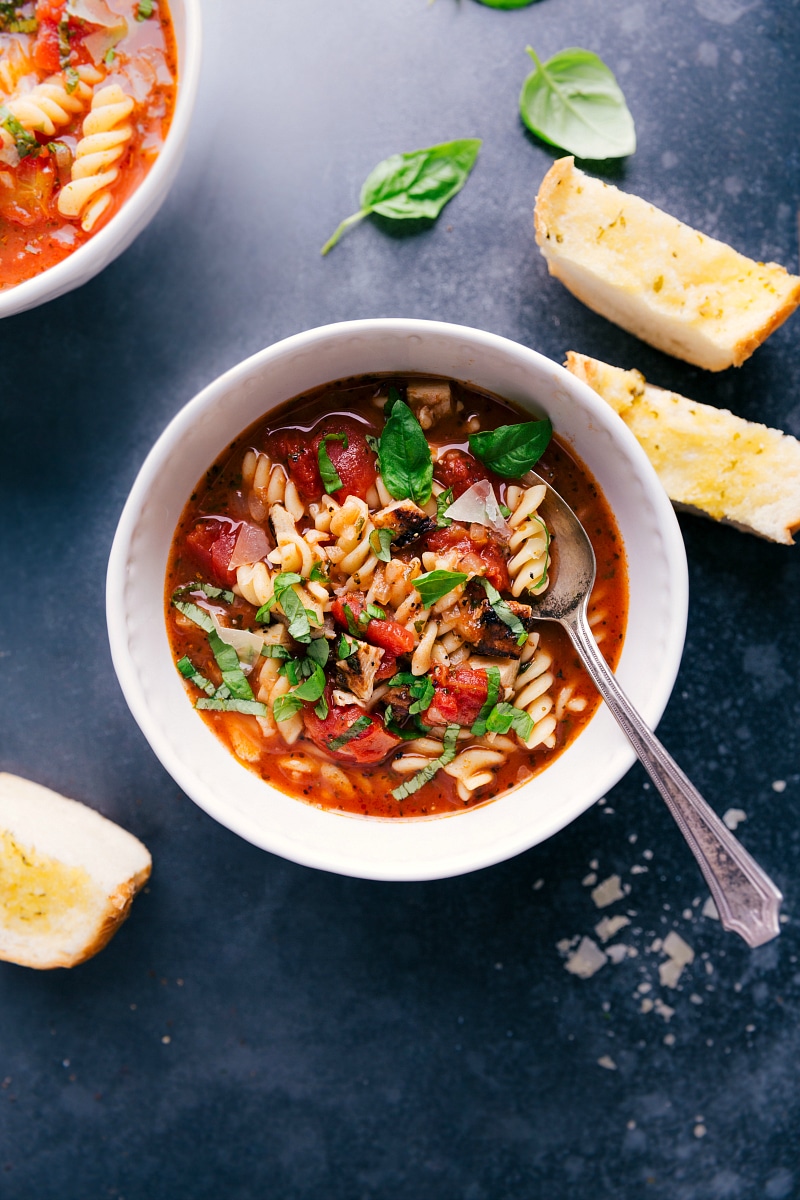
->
[369,527,394,563]
[207,628,256,700]
[314,694,329,720]
[275,580,317,644]
[337,634,357,660]
[272,693,304,723]
[470,666,502,736]
[136,0,154,19]
[485,702,534,741]
[173,581,235,605]
[366,434,381,454]
[343,604,361,638]
[414,569,468,608]
[0,106,40,158]
[310,560,329,584]
[480,579,529,647]
[307,637,330,668]
[294,662,327,703]
[196,697,268,716]
[389,672,435,715]
[327,714,372,751]
[378,400,433,506]
[384,386,402,416]
[519,46,636,161]
[366,603,386,621]
[499,504,511,519]
[176,656,217,697]
[261,644,292,659]
[171,598,215,634]
[385,711,429,741]
[318,433,348,494]
[321,139,481,254]
[469,418,552,478]
[436,487,454,528]
[391,724,460,800]
[280,658,300,686]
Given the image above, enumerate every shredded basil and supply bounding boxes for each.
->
[342,604,361,638]
[337,634,358,660]
[480,579,529,647]
[261,644,292,659]
[176,656,216,697]
[306,637,330,668]
[318,433,348,494]
[174,580,235,605]
[469,419,552,479]
[470,666,502,736]
[519,46,636,161]
[136,0,154,20]
[310,561,329,584]
[484,702,534,741]
[369,527,394,562]
[378,400,433,507]
[207,627,256,701]
[0,107,39,158]
[314,694,329,720]
[391,724,460,800]
[196,697,268,715]
[436,487,454,528]
[171,598,215,634]
[272,693,304,723]
[321,139,481,255]
[389,672,435,715]
[414,569,468,608]
[328,715,372,752]
[293,662,327,704]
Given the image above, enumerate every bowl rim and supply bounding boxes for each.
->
[107,317,689,880]
[0,0,203,320]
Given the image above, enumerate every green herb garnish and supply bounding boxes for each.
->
[0,107,39,158]
[469,418,552,479]
[484,702,534,741]
[196,697,268,716]
[318,432,348,494]
[369,527,394,562]
[328,715,372,752]
[436,487,454,528]
[338,634,358,659]
[378,399,433,507]
[174,580,235,605]
[519,46,636,161]
[414,569,468,608]
[391,724,460,800]
[136,0,154,19]
[310,561,329,584]
[480,579,529,647]
[389,672,435,716]
[470,666,502,736]
[261,644,292,659]
[321,139,481,255]
[176,656,217,697]
[272,693,304,723]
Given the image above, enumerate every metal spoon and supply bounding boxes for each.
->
[526,473,783,948]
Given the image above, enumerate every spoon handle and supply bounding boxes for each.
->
[565,609,783,948]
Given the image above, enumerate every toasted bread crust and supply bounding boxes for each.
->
[566,351,800,544]
[0,773,151,970]
[536,158,800,371]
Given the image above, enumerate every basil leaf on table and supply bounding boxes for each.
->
[378,400,433,506]
[469,418,552,478]
[321,139,481,255]
[519,47,636,161]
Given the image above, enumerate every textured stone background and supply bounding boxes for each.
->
[1,1,798,1196]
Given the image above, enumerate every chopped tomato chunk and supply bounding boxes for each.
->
[426,665,489,728]
[0,158,55,227]
[266,416,377,503]
[32,17,62,73]
[303,703,401,764]
[424,526,510,592]
[331,592,415,656]
[434,449,490,499]
[184,519,239,589]
[375,649,398,682]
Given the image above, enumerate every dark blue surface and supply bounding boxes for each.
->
[1,1,799,1196]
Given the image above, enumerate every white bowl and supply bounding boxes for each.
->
[0,0,202,320]
[107,319,688,881]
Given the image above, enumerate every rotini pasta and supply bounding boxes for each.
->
[166,373,628,818]
[0,7,177,292]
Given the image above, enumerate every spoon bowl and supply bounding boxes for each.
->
[526,473,783,948]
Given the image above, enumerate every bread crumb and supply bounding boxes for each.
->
[702,896,720,920]
[591,874,625,908]
[564,936,608,978]
[595,914,631,943]
[723,807,747,830]
[694,1123,707,1138]
[597,1055,617,1070]
[772,779,787,793]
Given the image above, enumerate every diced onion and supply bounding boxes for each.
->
[211,622,265,675]
[443,479,511,537]
[66,0,126,27]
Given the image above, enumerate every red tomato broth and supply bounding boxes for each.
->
[0,1,177,291]
[164,376,629,819]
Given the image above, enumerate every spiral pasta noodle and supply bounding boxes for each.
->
[56,83,134,232]
[511,634,557,750]
[242,449,305,523]
[506,483,550,597]
[444,746,505,803]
